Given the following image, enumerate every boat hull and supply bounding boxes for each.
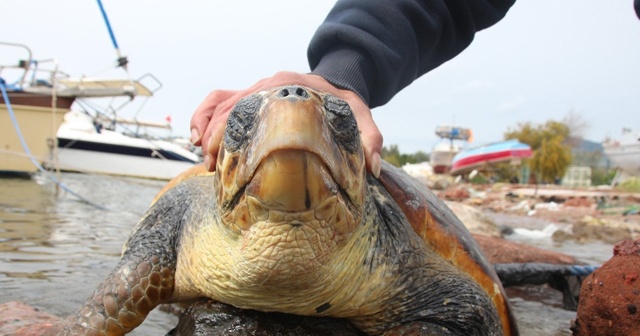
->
[55,146,196,180]
[54,111,200,180]
[450,140,532,176]
[430,142,461,174]
[1,96,73,175]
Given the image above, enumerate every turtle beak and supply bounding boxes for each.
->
[239,88,333,184]
[240,87,363,208]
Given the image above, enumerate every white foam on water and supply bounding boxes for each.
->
[512,223,566,239]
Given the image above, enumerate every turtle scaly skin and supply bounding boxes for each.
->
[60,86,518,335]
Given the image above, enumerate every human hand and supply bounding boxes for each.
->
[190,71,383,177]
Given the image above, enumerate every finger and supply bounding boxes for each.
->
[203,119,226,171]
[201,99,236,172]
[190,90,237,146]
[332,88,383,178]
[356,112,383,178]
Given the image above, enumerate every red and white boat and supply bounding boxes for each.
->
[449,139,532,175]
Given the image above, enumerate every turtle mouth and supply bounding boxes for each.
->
[246,149,340,211]
[225,149,356,235]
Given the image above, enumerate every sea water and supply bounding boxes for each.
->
[0,173,176,335]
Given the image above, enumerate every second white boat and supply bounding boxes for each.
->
[55,110,200,180]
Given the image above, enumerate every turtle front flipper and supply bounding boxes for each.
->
[59,255,175,335]
[60,200,180,336]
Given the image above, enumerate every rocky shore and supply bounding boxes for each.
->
[439,181,640,335]
[438,182,640,244]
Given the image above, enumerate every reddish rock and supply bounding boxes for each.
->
[473,234,579,265]
[572,239,640,336]
[563,197,595,208]
[441,186,470,201]
[0,301,64,336]
[614,239,640,256]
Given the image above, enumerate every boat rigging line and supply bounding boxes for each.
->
[0,78,107,211]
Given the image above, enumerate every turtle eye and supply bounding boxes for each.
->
[323,95,360,153]
[224,94,263,152]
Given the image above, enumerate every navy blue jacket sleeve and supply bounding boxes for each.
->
[308,0,515,108]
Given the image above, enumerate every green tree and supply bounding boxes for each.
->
[490,162,521,183]
[381,145,401,167]
[530,137,572,183]
[410,151,430,163]
[381,145,430,167]
[591,168,617,186]
[505,120,572,184]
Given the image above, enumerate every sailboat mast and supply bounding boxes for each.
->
[96,0,129,71]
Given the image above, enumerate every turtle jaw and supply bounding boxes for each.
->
[225,149,357,236]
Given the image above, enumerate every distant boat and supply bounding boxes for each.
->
[1,42,199,179]
[430,125,472,174]
[449,139,532,176]
[0,42,94,176]
[603,128,640,181]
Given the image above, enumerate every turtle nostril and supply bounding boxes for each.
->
[295,87,308,98]
[277,86,310,100]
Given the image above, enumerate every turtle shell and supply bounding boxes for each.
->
[378,160,518,336]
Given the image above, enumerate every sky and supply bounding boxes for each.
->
[2,0,639,154]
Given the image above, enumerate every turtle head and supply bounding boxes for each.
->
[214,86,366,245]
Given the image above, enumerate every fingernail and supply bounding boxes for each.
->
[372,152,381,179]
[190,128,200,145]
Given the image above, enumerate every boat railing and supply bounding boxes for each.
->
[434,125,473,142]
[2,42,161,101]
[0,41,71,94]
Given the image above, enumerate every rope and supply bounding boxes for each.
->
[569,265,599,276]
[1,78,107,210]
[493,262,598,288]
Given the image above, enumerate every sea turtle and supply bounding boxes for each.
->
[60,86,518,335]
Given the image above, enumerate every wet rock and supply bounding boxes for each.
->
[510,298,573,336]
[551,229,575,243]
[428,175,454,190]
[446,201,502,237]
[572,216,633,244]
[473,234,578,265]
[0,301,64,336]
[167,300,363,336]
[572,239,640,336]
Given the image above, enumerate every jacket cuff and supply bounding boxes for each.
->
[310,48,375,107]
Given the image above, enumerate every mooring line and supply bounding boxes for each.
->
[1,78,108,210]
